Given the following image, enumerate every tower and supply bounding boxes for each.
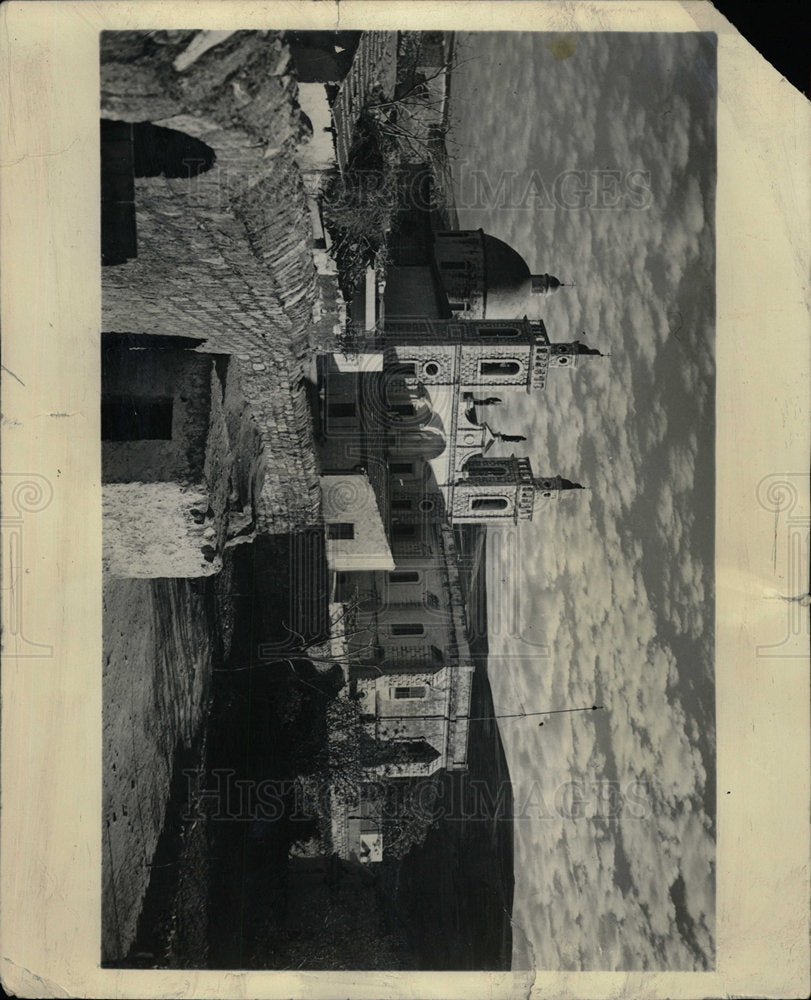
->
[449,454,585,524]
[433,229,566,320]
[530,273,563,295]
[548,338,604,369]
[383,317,546,391]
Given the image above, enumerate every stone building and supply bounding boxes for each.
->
[317,210,602,783]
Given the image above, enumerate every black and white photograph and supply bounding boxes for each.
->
[100,27,716,972]
[1,3,809,998]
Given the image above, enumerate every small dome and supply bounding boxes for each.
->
[481,234,533,319]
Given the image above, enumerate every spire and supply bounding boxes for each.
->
[533,475,587,495]
[576,339,604,357]
[531,273,562,294]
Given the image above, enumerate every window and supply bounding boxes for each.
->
[471,497,509,511]
[423,362,440,377]
[328,402,356,418]
[327,522,354,540]
[465,458,508,478]
[479,326,519,338]
[394,363,417,377]
[393,686,426,699]
[448,301,467,312]
[391,499,413,511]
[391,403,416,417]
[388,571,420,584]
[440,260,467,271]
[392,523,417,537]
[101,396,173,440]
[391,624,424,636]
[389,462,414,475]
[480,360,521,377]
[418,498,435,513]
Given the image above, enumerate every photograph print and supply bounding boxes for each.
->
[100,27,716,972]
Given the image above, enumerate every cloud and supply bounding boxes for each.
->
[461,29,716,973]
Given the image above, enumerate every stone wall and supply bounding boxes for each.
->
[101,30,329,535]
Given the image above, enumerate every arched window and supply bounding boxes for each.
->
[480,360,521,377]
[471,497,509,511]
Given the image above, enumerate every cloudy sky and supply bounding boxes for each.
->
[449,32,717,971]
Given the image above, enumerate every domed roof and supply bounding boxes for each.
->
[481,234,533,319]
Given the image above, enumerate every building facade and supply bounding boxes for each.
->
[318,216,601,780]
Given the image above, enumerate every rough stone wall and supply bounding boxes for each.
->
[103,482,221,577]
[101,30,326,533]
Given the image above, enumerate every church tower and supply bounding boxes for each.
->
[383,317,547,391]
[548,338,605,369]
[449,454,585,524]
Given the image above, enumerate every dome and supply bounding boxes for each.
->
[481,234,533,319]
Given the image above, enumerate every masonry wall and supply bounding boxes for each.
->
[101,31,327,534]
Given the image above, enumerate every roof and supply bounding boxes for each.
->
[481,234,534,319]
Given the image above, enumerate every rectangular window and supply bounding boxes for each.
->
[328,402,356,418]
[101,396,173,441]
[448,301,468,312]
[391,623,424,636]
[388,571,420,584]
[393,685,426,699]
[392,523,417,537]
[395,363,417,377]
[391,499,413,511]
[389,462,414,475]
[327,522,354,540]
[390,403,415,417]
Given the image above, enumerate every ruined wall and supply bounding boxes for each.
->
[103,482,221,577]
[101,30,325,533]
